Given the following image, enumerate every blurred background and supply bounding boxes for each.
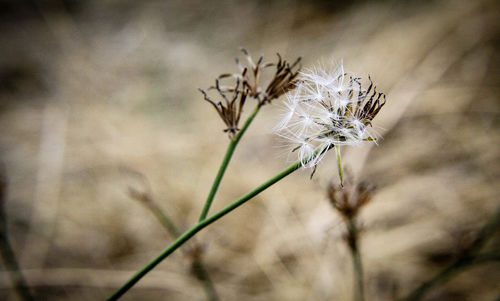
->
[0,0,499,300]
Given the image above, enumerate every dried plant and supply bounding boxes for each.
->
[199,78,248,138]
[327,177,376,220]
[197,50,301,223]
[199,49,301,138]
[235,49,301,105]
[108,54,386,300]
[326,176,500,301]
[328,175,376,301]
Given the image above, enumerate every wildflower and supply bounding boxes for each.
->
[200,49,301,138]
[275,62,386,170]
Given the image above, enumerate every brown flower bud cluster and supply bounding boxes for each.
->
[199,49,301,138]
[350,77,386,128]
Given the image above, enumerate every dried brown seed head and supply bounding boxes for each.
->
[327,174,376,219]
[200,49,301,137]
[199,76,248,138]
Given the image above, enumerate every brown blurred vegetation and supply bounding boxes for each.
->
[0,0,499,300]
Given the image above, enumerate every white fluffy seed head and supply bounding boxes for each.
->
[275,61,386,168]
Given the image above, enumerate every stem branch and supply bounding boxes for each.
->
[131,191,219,301]
[108,158,303,300]
[198,105,261,222]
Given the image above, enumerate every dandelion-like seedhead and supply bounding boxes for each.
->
[200,49,301,138]
[275,62,386,168]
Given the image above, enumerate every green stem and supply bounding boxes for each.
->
[191,259,220,301]
[198,105,261,222]
[335,146,344,186]
[347,218,364,301]
[147,202,181,238]
[139,199,219,301]
[108,158,303,300]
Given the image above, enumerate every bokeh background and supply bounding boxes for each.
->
[0,0,499,300]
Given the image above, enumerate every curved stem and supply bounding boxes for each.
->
[108,159,303,300]
[198,105,261,222]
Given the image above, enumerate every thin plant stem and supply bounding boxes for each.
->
[397,253,500,301]
[191,260,219,301]
[198,105,261,222]
[108,157,307,300]
[146,201,181,238]
[130,191,219,301]
[0,167,34,301]
[0,229,34,301]
[347,217,364,301]
[336,146,344,186]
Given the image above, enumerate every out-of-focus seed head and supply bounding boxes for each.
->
[327,175,376,219]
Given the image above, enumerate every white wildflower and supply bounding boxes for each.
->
[275,62,386,169]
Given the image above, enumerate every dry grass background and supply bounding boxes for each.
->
[0,0,499,300]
